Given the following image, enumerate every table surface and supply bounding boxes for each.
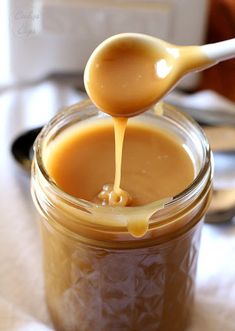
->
[0,81,235,331]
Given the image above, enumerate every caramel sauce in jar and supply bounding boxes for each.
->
[31,101,212,331]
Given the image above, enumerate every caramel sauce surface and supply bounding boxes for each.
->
[45,120,194,207]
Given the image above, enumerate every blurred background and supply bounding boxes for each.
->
[0,1,235,330]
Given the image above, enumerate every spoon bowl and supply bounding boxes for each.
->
[84,34,176,117]
[84,33,235,117]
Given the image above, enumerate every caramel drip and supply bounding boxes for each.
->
[113,117,127,193]
[97,117,132,207]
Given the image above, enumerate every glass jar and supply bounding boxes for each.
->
[31,100,212,331]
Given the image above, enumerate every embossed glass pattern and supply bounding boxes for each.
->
[42,220,202,331]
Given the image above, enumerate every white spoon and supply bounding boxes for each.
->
[84,33,235,117]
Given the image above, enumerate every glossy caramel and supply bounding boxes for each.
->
[45,119,194,206]
[84,33,212,117]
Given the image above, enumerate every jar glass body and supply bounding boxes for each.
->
[31,101,212,331]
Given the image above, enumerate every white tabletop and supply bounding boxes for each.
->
[0,81,235,331]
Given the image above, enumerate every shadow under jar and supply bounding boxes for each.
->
[31,101,212,331]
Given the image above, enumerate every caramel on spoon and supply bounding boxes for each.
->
[84,33,235,117]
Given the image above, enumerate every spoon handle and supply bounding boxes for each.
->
[201,38,235,62]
